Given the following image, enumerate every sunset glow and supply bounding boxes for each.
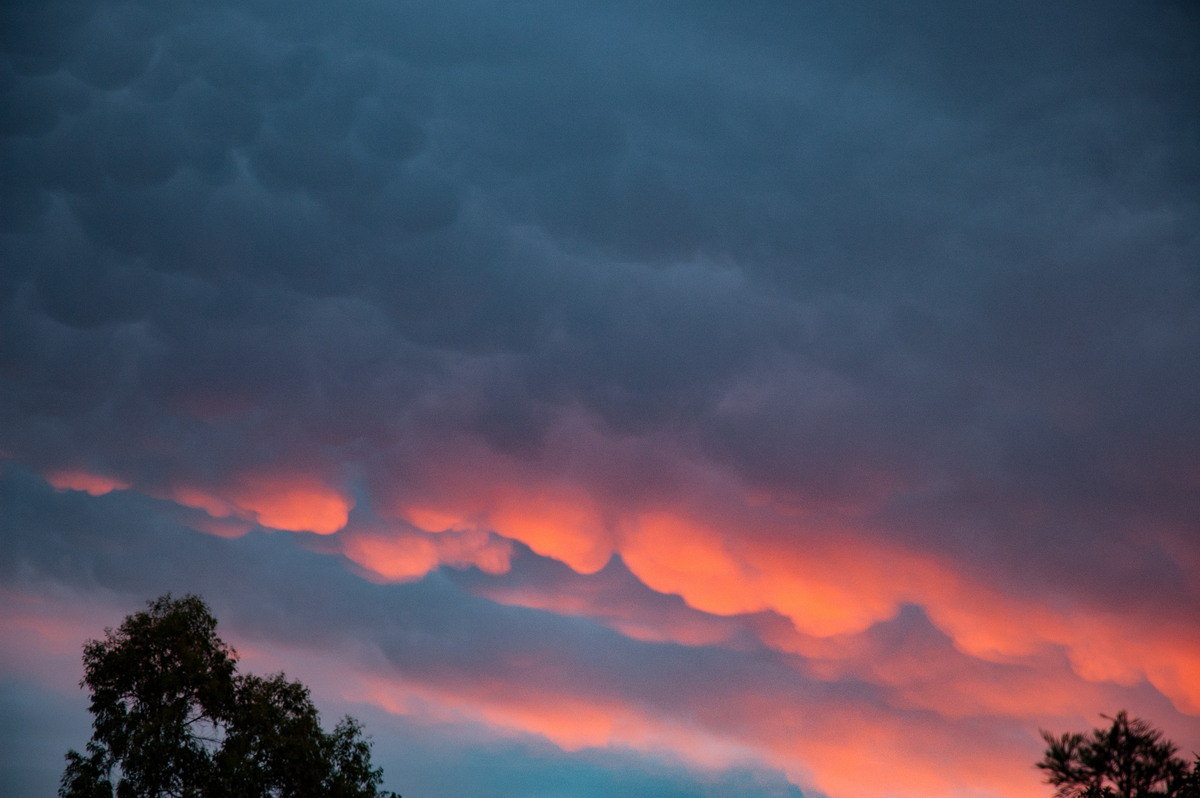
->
[2,1,1198,796]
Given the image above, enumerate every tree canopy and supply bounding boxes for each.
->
[61,594,400,798]
[1038,711,1199,798]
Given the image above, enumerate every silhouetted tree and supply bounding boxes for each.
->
[61,594,400,798]
[1038,711,1199,798]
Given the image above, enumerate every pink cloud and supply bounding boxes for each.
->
[44,469,130,496]
[340,527,513,583]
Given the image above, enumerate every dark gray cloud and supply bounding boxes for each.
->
[4,0,1198,622]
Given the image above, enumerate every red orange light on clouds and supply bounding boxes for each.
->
[171,474,353,535]
[40,451,1200,798]
[332,645,1051,798]
[45,469,131,497]
[383,465,1200,719]
[342,527,512,582]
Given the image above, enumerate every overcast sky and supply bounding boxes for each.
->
[2,1,1199,796]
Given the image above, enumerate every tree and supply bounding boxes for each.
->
[1037,711,1199,798]
[61,594,400,798]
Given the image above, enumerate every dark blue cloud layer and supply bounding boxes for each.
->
[4,0,1196,537]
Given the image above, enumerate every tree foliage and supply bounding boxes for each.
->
[1038,711,1199,798]
[61,594,399,798]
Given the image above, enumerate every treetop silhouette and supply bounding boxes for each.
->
[61,593,400,798]
[1038,711,1199,798]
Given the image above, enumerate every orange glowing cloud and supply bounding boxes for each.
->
[478,578,738,648]
[229,475,352,534]
[171,486,238,519]
[922,582,1069,663]
[44,469,130,496]
[790,709,1045,798]
[617,511,941,637]
[619,511,765,616]
[919,578,1200,715]
[167,474,353,535]
[332,642,1052,798]
[342,528,513,583]
[746,535,935,638]
[374,423,1200,721]
[398,485,613,575]
[350,673,761,773]
[617,510,1200,721]
[256,410,1200,725]
[344,534,440,581]
[776,610,1129,722]
[614,504,1200,718]
[404,505,475,533]
[884,659,1125,721]
[1061,618,1200,715]
[487,488,613,574]
[375,414,672,574]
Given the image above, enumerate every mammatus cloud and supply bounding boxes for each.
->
[3,0,1199,796]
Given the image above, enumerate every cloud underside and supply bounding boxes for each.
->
[2,0,1199,796]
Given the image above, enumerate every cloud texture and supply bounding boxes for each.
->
[2,1,1199,796]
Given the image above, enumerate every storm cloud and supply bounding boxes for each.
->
[2,1,1199,796]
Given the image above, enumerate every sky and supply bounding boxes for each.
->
[1,1,1199,796]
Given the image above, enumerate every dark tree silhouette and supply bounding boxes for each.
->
[61,594,400,798]
[1038,711,1199,798]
